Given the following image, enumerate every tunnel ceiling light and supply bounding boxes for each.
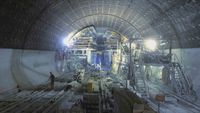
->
[144,39,157,51]
[63,38,73,47]
[63,32,75,47]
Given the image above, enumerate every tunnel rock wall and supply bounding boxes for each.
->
[0,49,17,93]
[0,48,59,92]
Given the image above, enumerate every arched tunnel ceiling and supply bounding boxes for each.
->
[0,0,200,50]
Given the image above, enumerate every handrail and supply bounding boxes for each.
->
[172,54,192,87]
[170,63,184,95]
[172,53,192,88]
[171,61,193,95]
[172,53,183,65]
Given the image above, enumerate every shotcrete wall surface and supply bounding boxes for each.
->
[0,49,59,93]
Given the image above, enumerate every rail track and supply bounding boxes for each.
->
[0,88,66,113]
[147,82,200,113]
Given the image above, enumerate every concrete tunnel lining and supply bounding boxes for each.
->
[1,0,200,49]
[0,0,200,112]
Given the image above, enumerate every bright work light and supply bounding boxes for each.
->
[144,39,157,51]
[63,38,73,47]
[63,32,74,47]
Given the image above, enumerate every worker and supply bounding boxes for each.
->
[16,85,21,92]
[49,72,55,90]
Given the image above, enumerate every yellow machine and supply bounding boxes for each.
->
[87,82,93,93]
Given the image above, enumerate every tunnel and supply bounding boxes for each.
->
[0,0,200,113]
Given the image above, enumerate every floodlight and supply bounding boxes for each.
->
[144,39,157,51]
[63,32,74,47]
[63,38,73,47]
